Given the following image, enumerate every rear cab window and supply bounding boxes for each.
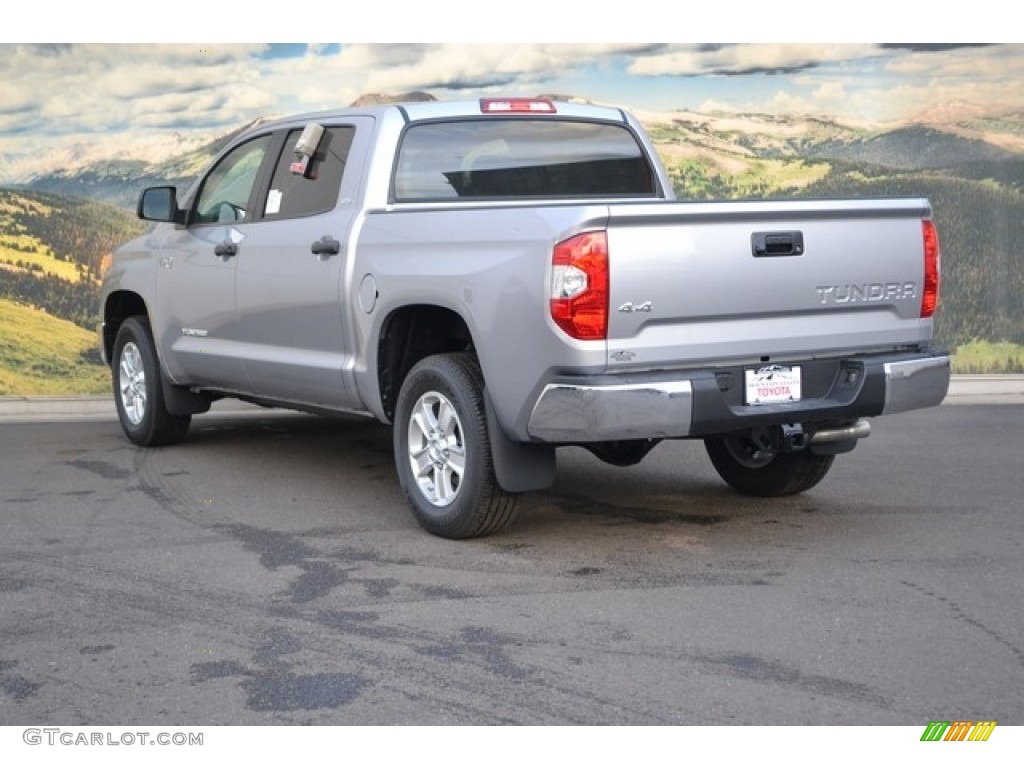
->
[393,119,657,202]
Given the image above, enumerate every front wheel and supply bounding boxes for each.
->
[705,434,834,497]
[393,353,520,539]
[112,317,191,447]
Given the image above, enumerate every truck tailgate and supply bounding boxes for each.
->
[605,198,935,368]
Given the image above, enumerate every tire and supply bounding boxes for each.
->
[393,353,521,539]
[705,435,834,497]
[112,317,191,447]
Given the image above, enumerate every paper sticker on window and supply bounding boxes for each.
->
[265,189,282,215]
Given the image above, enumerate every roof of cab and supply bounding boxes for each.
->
[242,98,630,134]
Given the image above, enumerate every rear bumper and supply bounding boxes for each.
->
[526,350,950,442]
[881,355,952,414]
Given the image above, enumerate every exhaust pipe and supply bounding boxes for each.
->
[808,419,871,445]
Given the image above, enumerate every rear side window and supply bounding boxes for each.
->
[393,119,656,201]
[263,126,355,219]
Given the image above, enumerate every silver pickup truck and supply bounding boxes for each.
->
[99,98,950,538]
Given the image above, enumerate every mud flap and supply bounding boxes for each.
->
[484,389,556,493]
[161,372,212,416]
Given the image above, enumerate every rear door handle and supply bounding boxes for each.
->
[311,235,340,259]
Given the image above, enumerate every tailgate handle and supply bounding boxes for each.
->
[752,231,804,257]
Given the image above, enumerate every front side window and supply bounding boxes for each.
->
[394,119,656,201]
[192,135,274,225]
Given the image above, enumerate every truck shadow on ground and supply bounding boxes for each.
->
[170,412,821,535]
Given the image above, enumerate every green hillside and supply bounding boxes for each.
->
[0,298,110,395]
[0,188,139,395]
[0,188,144,278]
[790,168,1024,352]
[0,188,144,333]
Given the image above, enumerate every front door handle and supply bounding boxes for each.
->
[214,241,238,259]
[311,236,340,258]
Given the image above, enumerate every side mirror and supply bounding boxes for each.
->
[137,186,181,223]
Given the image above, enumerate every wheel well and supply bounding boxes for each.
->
[378,305,475,421]
[102,291,148,365]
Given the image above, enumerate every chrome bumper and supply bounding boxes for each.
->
[527,352,951,443]
[882,355,951,414]
[527,380,694,442]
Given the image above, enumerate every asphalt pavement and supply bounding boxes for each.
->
[1,378,1022,727]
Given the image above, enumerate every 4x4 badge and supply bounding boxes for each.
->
[617,301,652,313]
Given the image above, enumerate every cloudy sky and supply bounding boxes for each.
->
[1,9,1020,183]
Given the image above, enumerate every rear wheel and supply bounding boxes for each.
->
[705,432,834,497]
[112,317,191,447]
[393,353,520,539]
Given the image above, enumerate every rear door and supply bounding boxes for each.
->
[233,117,373,409]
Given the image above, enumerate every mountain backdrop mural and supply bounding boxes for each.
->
[1,44,1022,394]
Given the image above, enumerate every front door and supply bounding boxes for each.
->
[155,133,275,391]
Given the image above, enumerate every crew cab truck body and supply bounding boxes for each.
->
[99,98,950,538]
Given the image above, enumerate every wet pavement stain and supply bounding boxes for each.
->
[241,672,368,712]
[462,626,530,681]
[130,480,178,508]
[491,542,535,553]
[554,493,727,526]
[191,660,251,682]
[189,627,371,712]
[79,645,116,655]
[417,585,470,599]
[0,576,29,592]
[355,577,400,599]
[315,610,399,641]
[291,561,349,604]
[417,645,462,660]
[703,653,888,708]
[65,459,132,480]
[217,523,353,604]
[415,626,530,681]
[219,524,318,570]
[253,628,302,666]
[0,661,40,701]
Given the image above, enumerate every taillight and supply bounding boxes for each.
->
[921,220,940,318]
[550,231,609,340]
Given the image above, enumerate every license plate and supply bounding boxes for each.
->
[745,365,802,405]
